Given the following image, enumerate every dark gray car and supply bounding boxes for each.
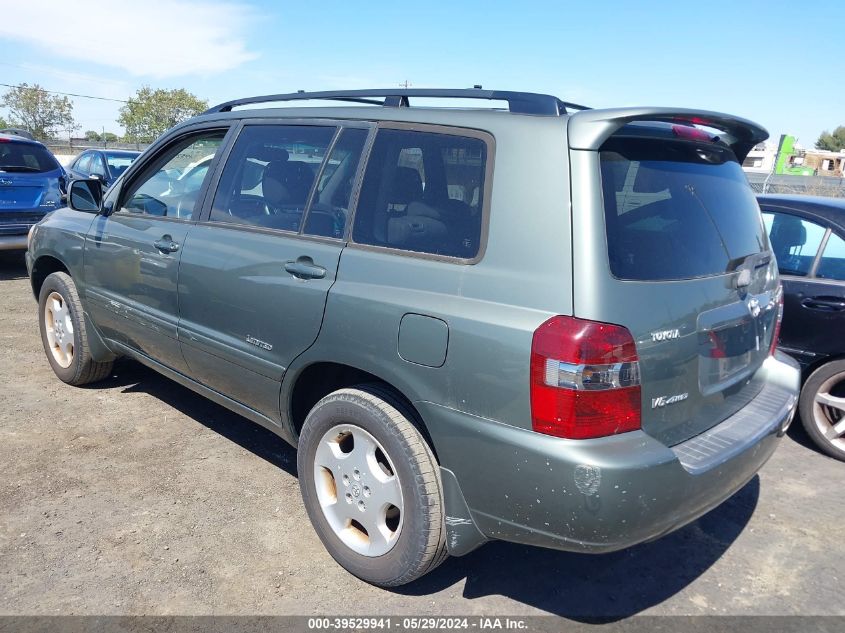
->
[25,89,800,586]
[66,149,141,188]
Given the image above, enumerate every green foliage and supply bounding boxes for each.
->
[84,130,120,143]
[815,126,845,152]
[0,83,78,139]
[0,115,8,129]
[118,86,208,143]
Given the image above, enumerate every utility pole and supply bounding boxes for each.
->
[400,80,411,89]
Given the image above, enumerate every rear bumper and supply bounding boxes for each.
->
[419,352,800,554]
[0,234,29,251]
[0,211,47,250]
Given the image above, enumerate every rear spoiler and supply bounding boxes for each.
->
[567,107,768,162]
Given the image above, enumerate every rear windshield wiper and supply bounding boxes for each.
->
[726,252,770,273]
[0,165,43,173]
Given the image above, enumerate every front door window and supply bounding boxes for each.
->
[120,132,226,220]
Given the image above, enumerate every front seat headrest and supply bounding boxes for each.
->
[770,215,807,254]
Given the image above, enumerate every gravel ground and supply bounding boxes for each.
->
[0,250,842,620]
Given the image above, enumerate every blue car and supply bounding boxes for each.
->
[66,148,141,188]
[0,133,65,251]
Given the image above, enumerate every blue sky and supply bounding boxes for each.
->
[1,0,842,146]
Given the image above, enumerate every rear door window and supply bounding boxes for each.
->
[209,124,336,232]
[352,128,488,259]
[600,138,767,280]
[302,127,368,239]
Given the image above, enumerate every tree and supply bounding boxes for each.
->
[118,86,207,143]
[0,83,77,139]
[84,130,119,143]
[0,115,7,129]
[816,126,845,152]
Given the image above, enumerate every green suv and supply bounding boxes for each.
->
[26,89,801,586]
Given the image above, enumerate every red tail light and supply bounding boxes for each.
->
[530,316,641,440]
[769,290,784,356]
[707,330,728,359]
[671,124,716,143]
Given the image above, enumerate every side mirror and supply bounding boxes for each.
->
[68,178,103,213]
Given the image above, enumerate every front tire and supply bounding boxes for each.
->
[38,272,113,386]
[297,385,448,586]
[799,360,845,462]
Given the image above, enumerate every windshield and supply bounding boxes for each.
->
[105,153,136,178]
[0,141,60,173]
[600,137,767,281]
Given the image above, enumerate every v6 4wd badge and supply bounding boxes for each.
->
[652,393,688,409]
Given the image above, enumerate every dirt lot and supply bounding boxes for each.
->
[0,250,842,620]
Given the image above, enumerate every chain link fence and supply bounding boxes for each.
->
[746,172,845,198]
[38,140,152,167]
[42,139,151,152]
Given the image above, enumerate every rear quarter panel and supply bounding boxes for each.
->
[284,116,574,437]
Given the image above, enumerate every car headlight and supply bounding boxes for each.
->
[27,224,37,251]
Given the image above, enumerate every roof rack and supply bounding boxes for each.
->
[204,88,591,116]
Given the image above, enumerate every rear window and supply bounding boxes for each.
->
[352,129,487,259]
[600,138,767,281]
[0,141,60,173]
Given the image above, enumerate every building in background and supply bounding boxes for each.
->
[743,135,845,177]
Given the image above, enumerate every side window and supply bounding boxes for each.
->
[209,124,336,232]
[119,131,225,220]
[303,128,368,238]
[352,129,488,259]
[762,211,826,277]
[89,153,106,177]
[817,232,845,281]
[75,153,91,174]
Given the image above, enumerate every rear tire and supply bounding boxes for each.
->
[297,384,448,586]
[799,360,845,462]
[38,272,113,386]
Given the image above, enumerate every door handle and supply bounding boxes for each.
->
[801,297,845,312]
[153,235,180,254]
[284,256,326,280]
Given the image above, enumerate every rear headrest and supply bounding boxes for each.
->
[387,167,423,204]
[250,145,289,163]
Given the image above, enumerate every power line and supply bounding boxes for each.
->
[0,83,128,104]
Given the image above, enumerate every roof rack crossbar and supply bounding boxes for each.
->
[204,88,589,116]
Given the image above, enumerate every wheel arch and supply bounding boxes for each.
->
[285,360,439,460]
[803,352,845,382]
[32,256,117,363]
[30,255,70,299]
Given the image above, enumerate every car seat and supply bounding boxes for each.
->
[770,214,807,272]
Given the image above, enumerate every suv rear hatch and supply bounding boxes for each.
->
[0,137,64,216]
[568,109,778,446]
